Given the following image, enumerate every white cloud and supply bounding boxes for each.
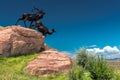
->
[60,46,120,60]
[88,45,97,48]
[87,46,120,59]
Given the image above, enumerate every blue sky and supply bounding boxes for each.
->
[0,0,120,58]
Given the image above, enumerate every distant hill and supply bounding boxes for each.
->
[106,58,120,61]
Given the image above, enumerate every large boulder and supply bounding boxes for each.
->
[24,49,72,76]
[0,26,44,57]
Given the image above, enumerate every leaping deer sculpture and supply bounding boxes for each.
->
[31,22,56,36]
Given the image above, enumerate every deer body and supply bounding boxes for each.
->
[31,22,55,36]
[15,8,45,27]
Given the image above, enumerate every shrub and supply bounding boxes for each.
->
[112,70,120,80]
[87,56,114,80]
[76,48,114,80]
[113,74,120,80]
[69,64,92,80]
[76,48,89,68]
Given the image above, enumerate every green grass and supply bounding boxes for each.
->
[0,53,68,80]
[1,48,120,80]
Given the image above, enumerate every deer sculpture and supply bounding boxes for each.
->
[31,22,56,36]
[15,7,45,27]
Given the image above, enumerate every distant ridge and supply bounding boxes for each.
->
[106,58,120,61]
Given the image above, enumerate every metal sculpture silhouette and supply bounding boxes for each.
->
[31,22,56,36]
[15,7,45,27]
[15,7,56,36]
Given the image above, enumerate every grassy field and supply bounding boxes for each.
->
[107,61,120,77]
[0,52,120,80]
[0,53,68,80]
[107,61,120,70]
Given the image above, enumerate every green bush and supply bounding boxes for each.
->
[76,48,89,68]
[87,56,114,80]
[112,70,120,80]
[69,64,92,80]
[113,74,120,80]
[75,48,114,80]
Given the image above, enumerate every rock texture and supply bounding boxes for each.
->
[0,26,44,57]
[24,49,72,76]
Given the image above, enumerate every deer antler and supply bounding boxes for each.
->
[32,6,40,13]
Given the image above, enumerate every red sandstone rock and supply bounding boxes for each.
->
[24,49,72,76]
[0,26,44,57]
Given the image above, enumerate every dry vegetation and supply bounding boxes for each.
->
[107,61,120,70]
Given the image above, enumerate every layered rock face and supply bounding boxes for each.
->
[25,49,72,76]
[0,26,44,57]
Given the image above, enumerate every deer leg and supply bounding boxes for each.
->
[24,20,27,27]
[15,18,23,25]
[30,24,36,29]
[29,21,33,28]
